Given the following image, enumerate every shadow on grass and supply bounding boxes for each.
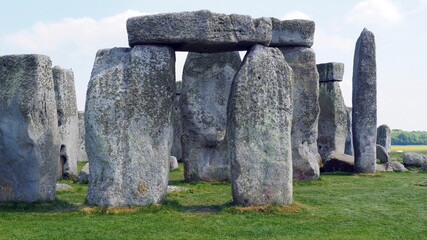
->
[0,199,78,213]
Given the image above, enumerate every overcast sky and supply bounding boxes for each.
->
[1,0,426,131]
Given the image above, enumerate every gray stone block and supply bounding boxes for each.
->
[376,144,390,163]
[344,107,354,156]
[323,151,354,172]
[171,81,182,161]
[376,124,391,153]
[77,111,88,162]
[403,152,427,167]
[270,18,314,47]
[317,62,344,82]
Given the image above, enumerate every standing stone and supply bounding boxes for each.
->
[227,44,293,206]
[0,54,59,202]
[85,46,175,206]
[181,51,241,182]
[169,156,178,170]
[77,111,88,162]
[171,81,182,161]
[376,124,391,153]
[127,10,272,52]
[52,66,79,178]
[352,28,377,173]
[279,47,320,180]
[317,62,347,161]
[345,107,354,156]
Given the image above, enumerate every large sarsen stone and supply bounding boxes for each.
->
[181,51,241,182]
[227,44,293,206]
[85,46,175,206]
[270,18,315,47]
[376,124,391,153]
[0,54,59,202]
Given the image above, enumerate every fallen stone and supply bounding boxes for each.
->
[323,151,354,172]
[270,18,314,47]
[352,28,377,173]
[376,144,390,163]
[317,63,347,161]
[171,81,182,161]
[85,46,175,206]
[376,124,391,153]
[227,44,293,206]
[422,162,427,171]
[0,54,59,203]
[376,161,407,172]
[127,10,272,52]
[56,183,73,191]
[77,111,88,162]
[167,186,189,193]
[52,66,79,178]
[344,107,354,156]
[77,163,89,182]
[170,156,179,170]
[181,51,241,182]
[280,47,321,180]
[403,152,427,167]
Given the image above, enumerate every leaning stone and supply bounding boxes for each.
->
[52,66,79,178]
[77,111,88,162]
[317,62,344,82]
[280,47,321,180]
[127,10,272,52]
[77,163,89,182]
[344,107,354,156]
[171,81,182,161]
[56,183,73,191]
[170,156,179,170]
[270,18,314,47]
[376,144,390,163]
[181,51,241,182]
[352,28,377,173]
[317,64,347,161]
[376,161,407,172]
[0,54,59,203]
[402,152,427,167]
[323,151,354,172]
[227,44,293,206]
[85,46,175,206]
[376,124,391,153]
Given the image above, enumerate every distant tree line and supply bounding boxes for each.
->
[391,129,427,145]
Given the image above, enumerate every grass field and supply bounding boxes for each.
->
[0,163,426,240]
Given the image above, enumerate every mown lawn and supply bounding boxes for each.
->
[0,162,426,240]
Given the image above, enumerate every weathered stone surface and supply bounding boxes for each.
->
[181,51,241,182]
[317,80,347,161]
[317,62,344,82]
[376,161,407,172]
[403,152,427,167]
[376,124,391,153]
[344,107,354,156]
[56,183,73,191]
[52,66,79,178]
[227,44,293,206]
[352,28,377,173]
[77,111,88,162]
[85,46,175,206]
[77,162,89,182]
[170,156,178,170]
[127,10,272,52]
[280,47,320,180]
[421,162,427,171]
[0,54,59,202]
[376,144,390,163]
[270,18,314,47]
[171,81,182,161]
[323,151,354,172]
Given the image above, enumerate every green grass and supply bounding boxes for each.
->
[0,163,426,240]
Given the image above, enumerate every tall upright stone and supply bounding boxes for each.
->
[279,47,320,180]
[376,124,391,153]
[85,46,175,206]
[171,81,182,161]
[52,66,79,178]
[181,51,241,182]
[345,107,354,156]
[352,28,377,173]
[0,54,59,202]
[77,111,88,162]
[317,62,347,161]
[227,44,293,206]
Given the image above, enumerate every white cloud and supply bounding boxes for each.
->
[346,0,403,28]
[281,11,312,20]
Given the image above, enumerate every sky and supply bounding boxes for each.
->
[1,0,427,131]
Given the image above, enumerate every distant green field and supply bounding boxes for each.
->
[391,145,427,153]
